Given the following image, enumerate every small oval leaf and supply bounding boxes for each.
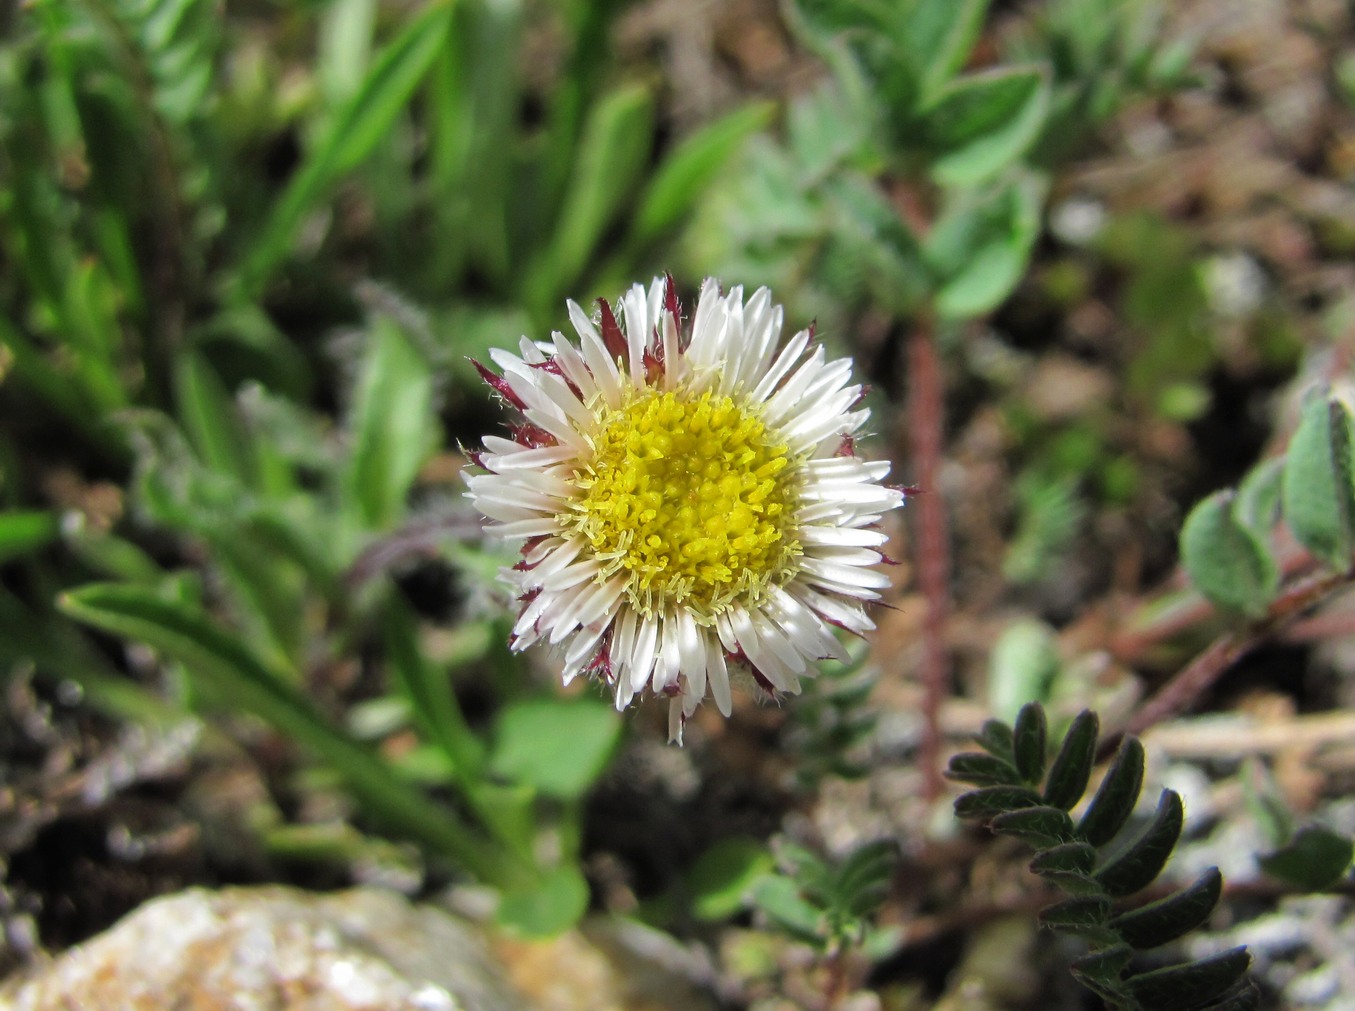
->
[991,805,1075,849]
[1094,790,1185,898]
[1123,947,1252,1011]
[945,751,1023,787]
[1077,737,1145,847]
[1012,701,1049,785]
[1180,490,1278,616]
[1109,867,1223,950]
[1043,710,1099,811]
[954,785,1044,821]
[1039,895,1116,945]
[1281,394,1355,571]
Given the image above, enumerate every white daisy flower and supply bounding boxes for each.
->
[466,277,904,742]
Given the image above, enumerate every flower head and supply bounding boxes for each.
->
[467,277,904,741]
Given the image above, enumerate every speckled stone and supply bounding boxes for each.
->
[0,886,522,1011]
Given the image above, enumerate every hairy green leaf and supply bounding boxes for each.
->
[1043,710,1099,810]
[1123,947,1252,1011]
[954,785,1044,820]
[1038,895,1116,944]
[919,66,1050,186]
[1180,490,1278,616]
[945,751,1023,787]
[991,805,1074,849]
[902,0,992,104]
[1077,737,1145,847]
[1012,701,1048,784]
[1109,867,1223,950]
[1094,790,1185,898]
[1258,825,1354,891]
[925,178,1043,319]
[1281,393,1355,571]
[1069,945,1133,1003]
[1030,841,1099,893]
[1233,456,1284,539]
[975,717,1016,762]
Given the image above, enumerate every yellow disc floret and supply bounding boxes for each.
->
[569,388,799,621]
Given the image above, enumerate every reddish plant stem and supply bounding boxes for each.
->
[1104,567,1354,756]
[907,318,950,803]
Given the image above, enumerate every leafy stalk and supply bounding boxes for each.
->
[948,702,1256,1011]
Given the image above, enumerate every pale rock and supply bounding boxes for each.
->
[0,886,521,1011]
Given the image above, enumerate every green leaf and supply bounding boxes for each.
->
[58,583,510,885]
[1077,738,1145,847]
[1030,841,1098,893]
[345,316,435,529]
[1030,841,1096,876]
[1043,710,1099,811]
[988,620,1061,722]
[384,597,483,780]
[1094,790,1185,898]
[527,82,655,310]
[490,698,622,801]
[1180,490,1278,616]
[175,352,255,487]
[1012,702,1048,784]
[1233,456,1284,539]
[990,805,1074,849]
[1109,868,1223,950]
[1281,394,1355,570]
[919,66,1050,187]
[688,837,775,921]
[751,875,825,944]
[1069,945,1133,1004]
[954,785,1044,820]
[945,751,1023,788]
[239,3,453,294]
[496,864,590,938]
[0,511,60,566]
[926,178,1043,320]
[974,717,1016,762]
[631,101,775,246]
[1038,896,1116,944]
[901,0,992,104]
[1258,825,1354,891]
[836,840,895,919]
[1123,947,1252,1011]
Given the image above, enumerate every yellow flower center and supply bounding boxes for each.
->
[569,388,800,621]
